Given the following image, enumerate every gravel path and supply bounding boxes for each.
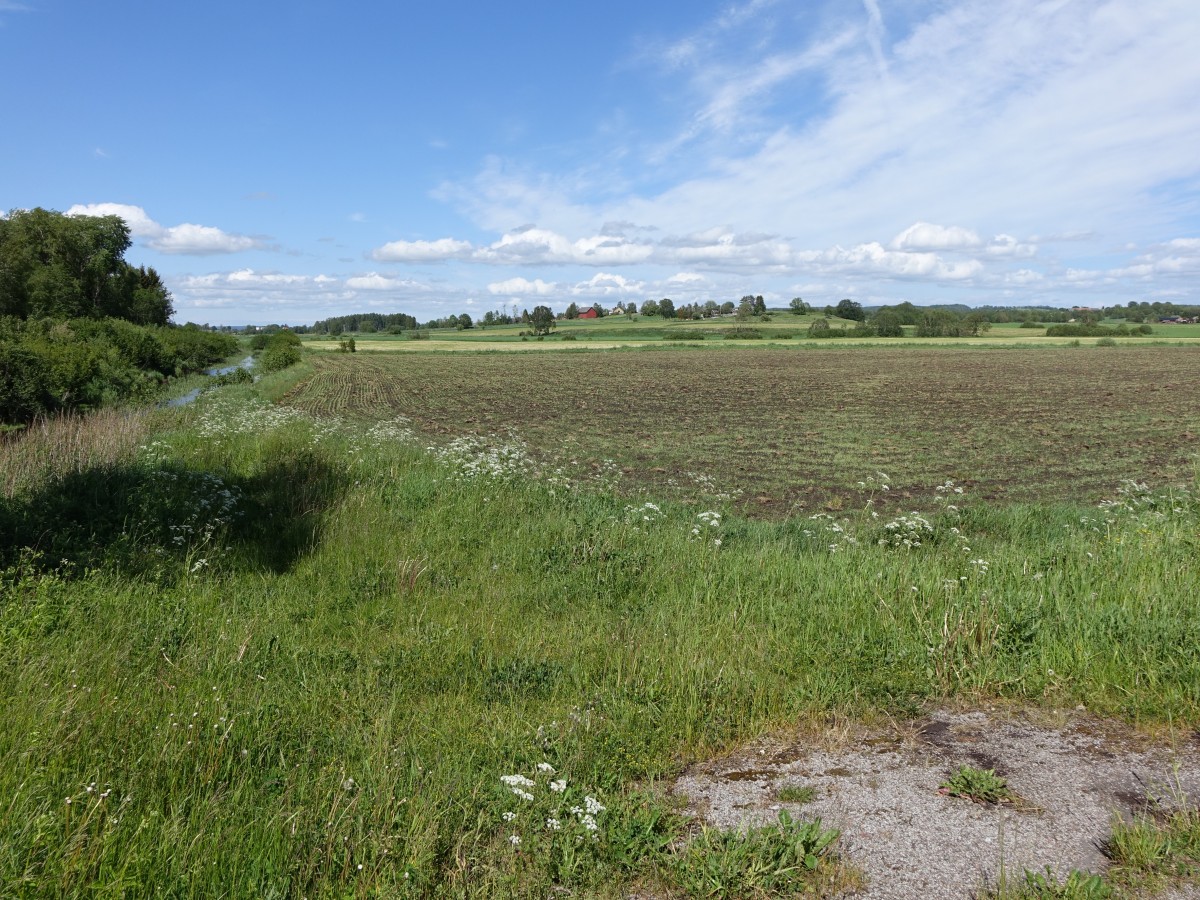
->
[672,707,1200,899]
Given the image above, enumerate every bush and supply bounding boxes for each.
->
[0,343,53,423]
[723,327,764,340]
[808,319,853,339]
[663,331,706,341]
[1044,323,1150,338]
[1096,336,1117,347]
[258,333,303,373]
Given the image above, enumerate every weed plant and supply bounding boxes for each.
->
[940,766,1015,804]
[0,374,1198,896]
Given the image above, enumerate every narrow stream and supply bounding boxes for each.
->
[163,355,256,408]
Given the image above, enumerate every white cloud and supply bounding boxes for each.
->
[345,273,424,290]
[890,222,982,252]
[67,202,160,236]
[486,276,557,296]
[986,234,1037,258]
[569,273,645,296]
[798,242,983,281]
[150,223,260,255]
[66,203,262,255]
[434,0,1200,309]
[371,237,474,262]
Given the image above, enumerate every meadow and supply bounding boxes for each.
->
[1,343,1198,898]
[300,314,1200,351]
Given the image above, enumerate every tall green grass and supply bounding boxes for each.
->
[0,381,1197,896]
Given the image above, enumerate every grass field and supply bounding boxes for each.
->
[282,346,1200,512]
[1,343,1198,897]
[300,315,1200,352]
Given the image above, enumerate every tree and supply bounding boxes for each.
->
[640,299,660,316]
[659,298,676,319]
[753,295,767,316]
[737,297,755,319]
[789,297,809,316]
[456,313,473,329]
[590,303,606,318]
[529,305,556,335]
[872,311,904,337]
[0,207,174,323]
[834,299,865,322]
[564,302,579,320]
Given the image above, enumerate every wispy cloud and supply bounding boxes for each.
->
[415,0,1200,307]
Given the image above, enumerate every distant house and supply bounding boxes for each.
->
[578,308,599,319]
[609,306,625,315]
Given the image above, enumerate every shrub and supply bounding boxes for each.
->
[0,343,53,423]
[663,331,706,341]
[723,327,764,340]
[258,333,303,373]
[808,319,852,339]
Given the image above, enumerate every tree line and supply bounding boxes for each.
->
[0,208,237,426]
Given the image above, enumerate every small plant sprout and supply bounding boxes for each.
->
[940,766,1016,804]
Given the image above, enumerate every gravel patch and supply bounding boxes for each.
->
[672,707,1200,899]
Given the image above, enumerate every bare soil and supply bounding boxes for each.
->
[672,706,1200,898]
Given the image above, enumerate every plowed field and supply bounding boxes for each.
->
[282,346,1200,512]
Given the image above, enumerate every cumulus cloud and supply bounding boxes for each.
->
[486,277,557,296]
[798,242,983,281]
[371,237,474,262]
[890,222,983,252]
[569,273,645,296]
[66,203,262,255]
[150,223,259,255]
[986,234,1037,258]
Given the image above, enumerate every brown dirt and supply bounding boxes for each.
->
[284,347,1200,514]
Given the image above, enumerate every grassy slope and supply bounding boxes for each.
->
[0,360,1197,897]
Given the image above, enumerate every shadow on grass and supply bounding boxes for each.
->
[0,452,349,576]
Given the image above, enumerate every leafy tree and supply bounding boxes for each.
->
[834,299,865,322]
[659,298,676,319]
[915,309,964,337]
[640,299,660,317]
[753,295,767,316]
[456,313,473,329]
[529,305,556,336]
[872,311,904,337]
[963,312,992,336]
[0,207,173,324]
[564,302,579,320]
[789,297,809,315]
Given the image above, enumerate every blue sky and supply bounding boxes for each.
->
[3,0,1199,325]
